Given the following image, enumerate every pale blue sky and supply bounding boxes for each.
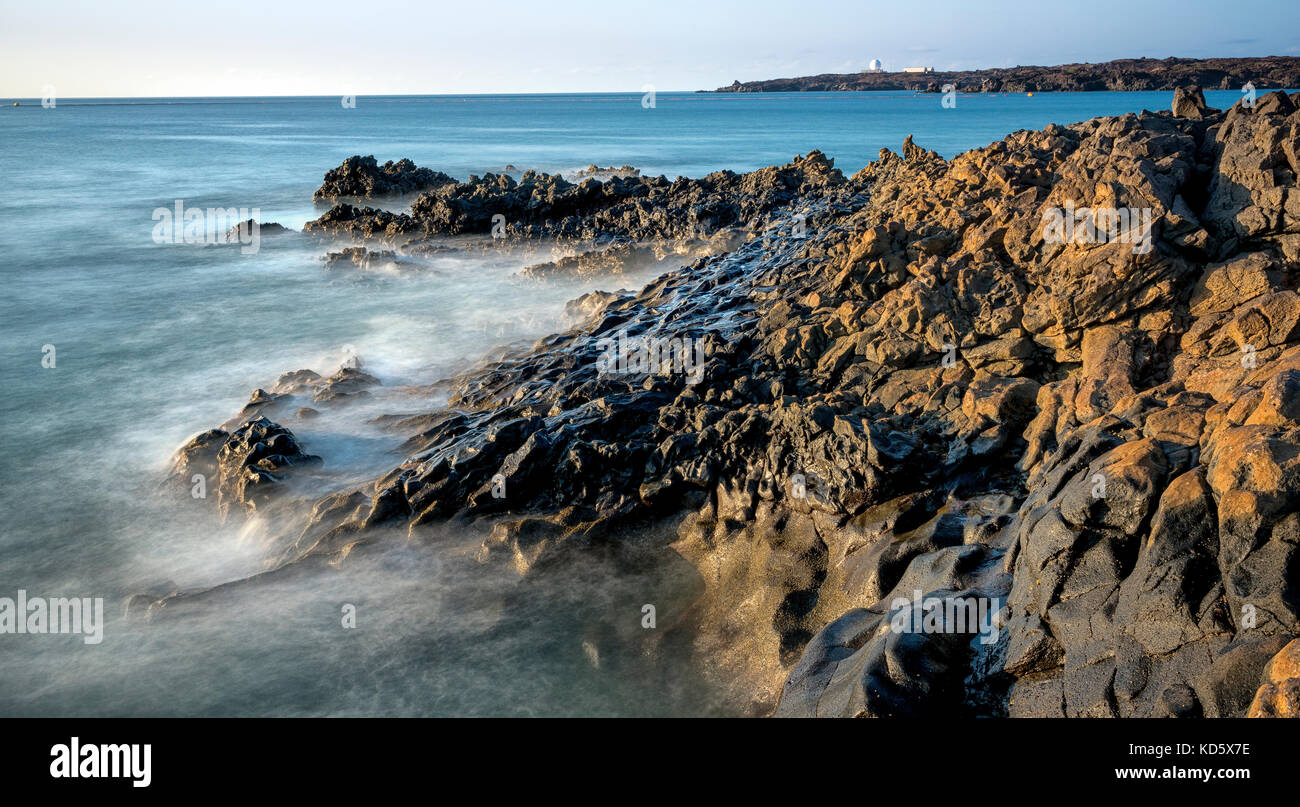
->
[2,0,1297,97]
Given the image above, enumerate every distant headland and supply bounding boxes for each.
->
[706,56,1300,93]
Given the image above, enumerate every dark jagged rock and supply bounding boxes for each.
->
[302,202,416,240]
[168,417,321,519]
[571,164,641,180]
[312,366,381,403]
[313,155,457,202]
[225,219,289,241]
[176,88,1300,717]
[304,151,844,246]
[711,56,1300,94]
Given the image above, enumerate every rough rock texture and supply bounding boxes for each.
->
[166,360,380,519]
[322,245,420,272]
[313,155,457,202]
[303,151,844,246]
[1248,638,1300,716]
[177,88,1300,717]
[225,219,289,240]
[517,236,743,280]
[1171,85,1213,119]
[168,417,321,519]
[572,164,641,181]
[714,56,1300,94]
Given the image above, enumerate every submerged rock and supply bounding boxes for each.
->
[225,219,290,241]
[322,245,420,272]
[312,366,381,403]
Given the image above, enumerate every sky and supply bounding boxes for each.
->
[2,0,1298,97]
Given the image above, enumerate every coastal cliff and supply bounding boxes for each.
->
[167,89,1300,718]
[709,56,1300,94]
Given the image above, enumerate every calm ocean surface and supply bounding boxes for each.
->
[0,90,1249,715]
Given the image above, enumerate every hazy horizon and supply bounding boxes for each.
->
[2,0,1297,98]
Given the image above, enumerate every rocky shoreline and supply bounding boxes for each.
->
[163,88,1300,718]
[711,56,1300,94]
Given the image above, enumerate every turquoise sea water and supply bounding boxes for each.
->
[0,89,1252,716]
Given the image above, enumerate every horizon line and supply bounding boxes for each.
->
[9,54,1300,102]
[4,87,1279,105]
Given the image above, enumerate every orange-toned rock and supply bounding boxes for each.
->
[1248,639,1300,717]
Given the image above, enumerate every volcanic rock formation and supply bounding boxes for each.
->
[172,88,1300,717]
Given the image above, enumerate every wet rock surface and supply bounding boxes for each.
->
[303,150,842,247]
[174,89,1300,717]
[517,235,743,280]
[225,219,290,240]
[168,416,321,519]
[314,155,458,202]
[322,245,421,272]
[571,164,641,181]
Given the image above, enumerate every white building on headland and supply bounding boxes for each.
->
[861,59,884,73]
[902,67,934,73]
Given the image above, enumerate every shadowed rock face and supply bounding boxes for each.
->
[174,89,1300,717]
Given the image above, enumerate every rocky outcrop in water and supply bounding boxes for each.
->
[322,245,420,272]
[225,219,289,240]
[176,88,1300,718]
[303,152,844,247]
[313,155,458,202]
[572,164,641,181]
[167,360,380,519]
[168,417,321,519]
[712,56,1300,94]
